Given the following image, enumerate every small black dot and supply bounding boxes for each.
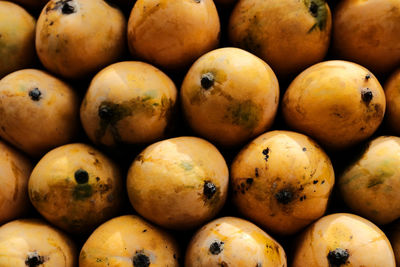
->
[74,169,89,184]
[201,72,214,89]
[302,147,307,152]
[29,88,42,101]
[365,74,371,80]
[313,180,318,184]
[209,241,224,255]
[204,181,217,199]
[262,148,270,161]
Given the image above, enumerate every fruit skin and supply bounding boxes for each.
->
[229,0,332,77]
[385,69,400,135]
[0,140,32,225]
[28,143,123,234]
[282,60,386,150]
[231,130,334,235]
[339,136,400,225]
[333,0,400,75]
[80,61,177,147]
[127,136,229,230]
[79,215,179,267]
[181,47,279,147]
[0,1,36,79]
[36,0,126,79]
[127,0,220,70]
[292,213,395,267]
[185,216,287,267]
[0,69,79,157]
[0,219,76,267]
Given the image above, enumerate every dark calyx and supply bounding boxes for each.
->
[201,72,214,89]
[209,241,224,255]
[29,88,42,101]
[133,252,150,267]
[275,189,293,204]
[327,248,349,266]
[203,181,217,199]
[74,169,89,184]
[25,251,45,267]
[309,1,319,17]
[98,104,114,121]
[361,88,373,105]
[60,0,75,14]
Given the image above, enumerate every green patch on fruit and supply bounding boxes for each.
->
[72,184,93,200]
[226,99,261,129]
[303,0,329,33]
[231,12,263,55]
[180,161,194,171]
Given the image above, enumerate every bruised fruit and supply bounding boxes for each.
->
[292,213,395,267]
[28,143,122,233]
[127,0,220,70]
[385,69,400,135]
[185,216,287,267]
[0,69,79,157]
[181,47,279,147]
[127,136,229,230]
[339,136,400,225]
[282,60,386,150]
[0,219,76,266]
[80,61,177,147]
[229,0,332,77]
[80,215,179,267]
[231,130,334,235]
[36,0,126,79]
[0,140,32,225]
[0,2,35,78]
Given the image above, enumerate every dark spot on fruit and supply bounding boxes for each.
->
[361,88,373,105]
[133,252,150,267]
[365,74,371,80]
[300,195,307,201]
[204,181,217,199]
[256,263,262,267]
[302,147,307,151]
[307,0,328,32]
[309,1,318,17]
[262,148,270,161]
[313,180,318,184]
[327,248,349,266]
[255,168,259,177]
[142,229,147,233]
[49,21,54,26]
[29,88,41,101]
[74,169,89,184]
[72,184,92,200]
[246,178,254,185]
[220,261,228,267]
[98,104,113,120]
[173,254,176,259]
[96,177,100,182]
[209,241,224,255]
[275,189,293,204]
[25,251,45,267]
[201,72,214,89]
[194,0,201,2]
[321,180,325,184]
[61,1,75,14]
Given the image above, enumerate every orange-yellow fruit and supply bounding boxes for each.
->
[0,69,79,157]
[231,130,335,235]
[80,61,177,147]
[127,0,220,70]
[127,136,229,230]
[181,47,279,147]
[36,0,126,79]
[282,60,386,150]
[185,216,287,267]
[389,221,400,267]
[80,215,179,267]
[385,69,400,134]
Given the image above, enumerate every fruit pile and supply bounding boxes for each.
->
[0,0,400,266]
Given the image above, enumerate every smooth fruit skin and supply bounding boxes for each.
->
[127,136,229,230]
[0,2,35,79]
[292,213,396,267]
[80,215,179,267]
[36,0,126,79]
[80,61,177,147]
[282,60,386,150]
[231,130,334,235]
[0,140,32,225]
[185,216,287,267]
[333,0,400,75]
[229,0,332,77]
[385,69,400,135]
[339,136,400,225]
[0,69,79,157]
[127,0,220,70]
[181,47,279,147]
[0,219,76,267]
[29,143,123,234]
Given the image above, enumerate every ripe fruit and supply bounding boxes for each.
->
[384,69,400,135]
[282,60,385,150]
[28,143,122,233]
[0,69,79,157]
[80,61,177,147]
[231,130,334,235]
[127,136,229,230]
[181,47,279,147]
[185,216,287,267]
[80,215,179,267]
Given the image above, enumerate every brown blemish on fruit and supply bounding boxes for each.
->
[209,241,224,255]
[235,178,254,194]
[25,251,45,267]
[132,252,150,267]
[203,181,217,199]
[361,88,373,105]
[365,74,371,80]
[327,248,349,266]
[275,188,294,204]
[201,72,214,89]
[262,148,270,161]
[302,147,307,151]
[29,88,41,101]
[255,168,259,177]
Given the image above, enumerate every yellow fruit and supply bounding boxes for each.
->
[231,130,334,235]
[185,216,287,267]
[80,215,179,267]
[181,47,279,147]
[80,61,177,147]
[28,143,122,233]
[127,136,229,230]
[384,69,400,134]
[282,60,386,150]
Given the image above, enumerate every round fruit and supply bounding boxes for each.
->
[36,0,126,79]
[229,0,332,77]
[0,219,76,267]
[0,140,32,225]
[181,47,279,147]
[127,0,220,70]
[28,143,122,233]
[185,216,287,267]
[282,60,385,150]
[80,61,177,147]
[231,130,334,235]
[385,69,400,135]
[80,215,179,267]
[333,0,400,75]
[292,213,395,267]
[0,1,35,78]
[127,136,229,230]
[0,69,79,157]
